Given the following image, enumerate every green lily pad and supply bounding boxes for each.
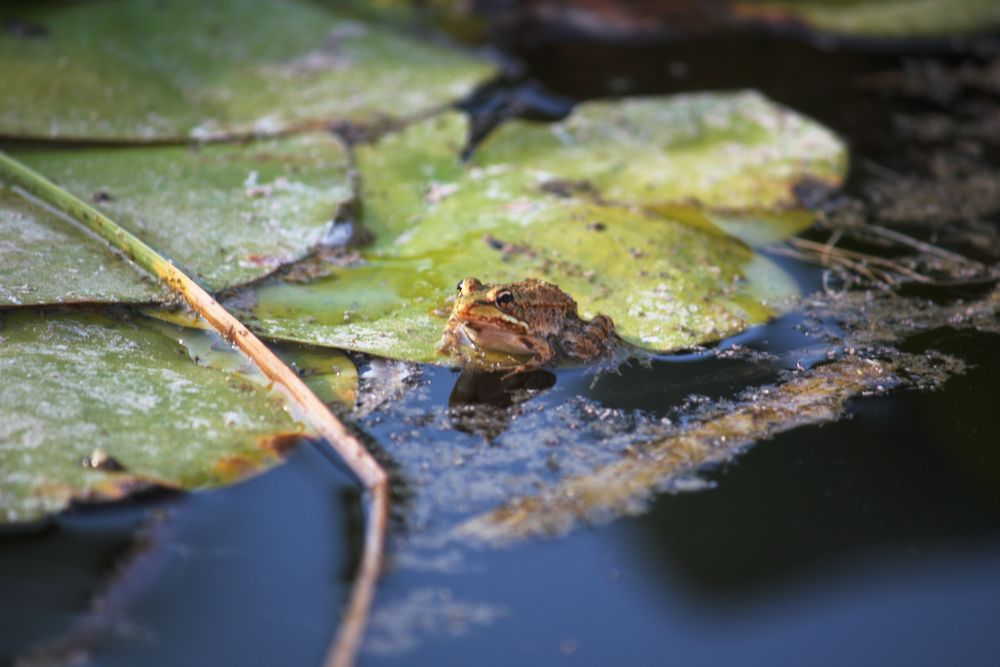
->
[146,315,359,407]
[7,132,352,302]
[229,94,845,362]
[742,0,1000,38]
[0,310,315,524]
[0,0,497,141]
[0,184,167,307]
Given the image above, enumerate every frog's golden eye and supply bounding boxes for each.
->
[495,290,514,307]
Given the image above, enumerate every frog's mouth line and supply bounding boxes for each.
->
[444,320,538,359]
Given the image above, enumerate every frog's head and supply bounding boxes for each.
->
[438,277,538,365]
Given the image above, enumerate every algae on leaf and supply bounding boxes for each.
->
[0,310,316,524]
[0,0,497,141]
[474,91,845,212]
[148,316,360,408]
[0,185,168,307]
[231,93,846,362]
[7,132,352,301]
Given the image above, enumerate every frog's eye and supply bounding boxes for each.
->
[456,280,464,293]
[495,290,514,307]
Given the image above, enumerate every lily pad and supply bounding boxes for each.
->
[7,132,351,302]
[741,0,1000,38]
[146,316,359,407]
[229,93,845,362]
[0,184,167,307]
[0,0,498,141]
[0,310,314,524]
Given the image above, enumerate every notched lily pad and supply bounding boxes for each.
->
[9,132,352,302]
[0,310,311,524]
[230,93,846,362]
[0,184,167,307]
[0,0,498,141]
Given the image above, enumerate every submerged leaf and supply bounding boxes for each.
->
[7,132,351,302]
[0,0,497,141]
[0,310,311,524]
[458,356,900,543]
[231,93,845,362]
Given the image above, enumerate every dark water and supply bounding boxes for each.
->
[0,447,358,667]
[4,24,1000,667]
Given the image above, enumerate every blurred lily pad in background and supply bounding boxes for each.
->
[9,133,353,299]
[231,92,846,362]
[0,0,498,141]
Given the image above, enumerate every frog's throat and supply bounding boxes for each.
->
[458,323,539,359]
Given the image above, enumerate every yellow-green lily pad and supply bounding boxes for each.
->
[0,0,497,141]
[0,310,315,524]
[473,91,845,212]
[5,132,351,303]
[229,93,846,363]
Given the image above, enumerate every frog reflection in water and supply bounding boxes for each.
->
[439,277,619,372]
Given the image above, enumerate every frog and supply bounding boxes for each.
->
[438,277,618,372]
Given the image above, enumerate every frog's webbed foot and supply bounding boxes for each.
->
[500,362,536,381]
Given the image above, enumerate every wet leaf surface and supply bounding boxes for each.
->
[0,310,312,524]
[0,185,167,307]
[231,93,845,362]
[0,0,497,141]
[147,316,359,408]
[8,133,352,301]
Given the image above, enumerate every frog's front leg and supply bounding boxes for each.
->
[506,335,554,375]
[561,315,617,361]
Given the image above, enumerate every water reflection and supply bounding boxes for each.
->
[446,369,556,439]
